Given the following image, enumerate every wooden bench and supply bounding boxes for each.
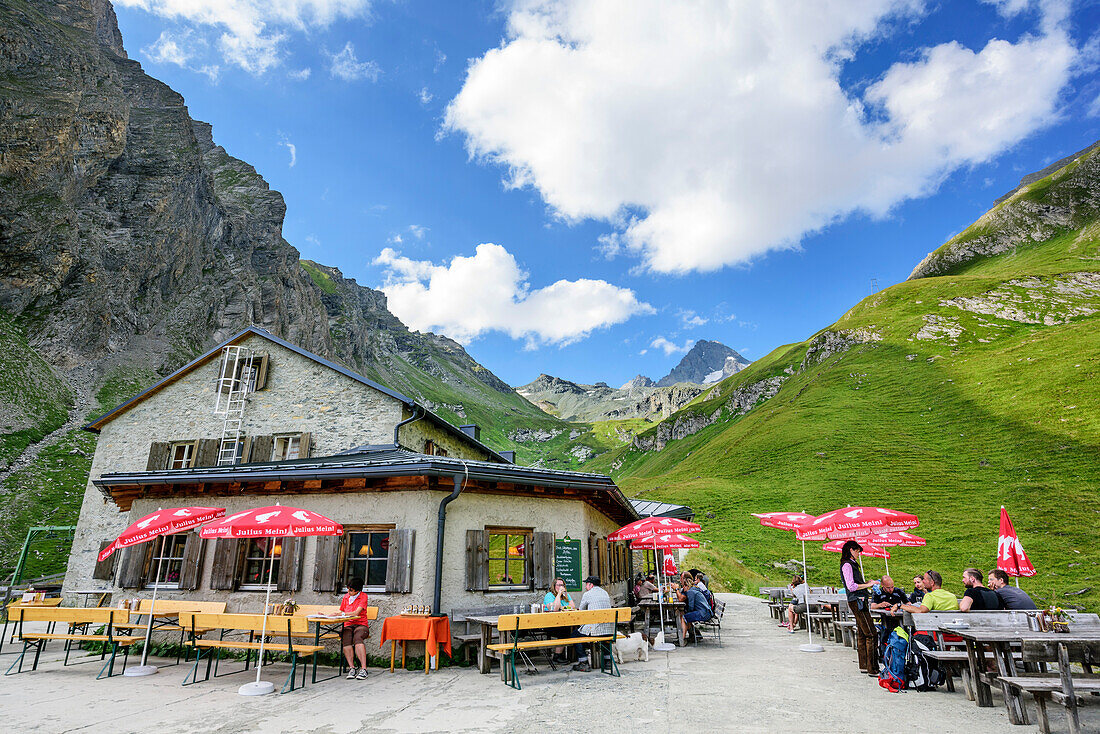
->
[4,607,139,679]
[115,599,230,666]
[179,612,328,693]
[450,604,519,668]
[487,607,631,690]
[999,638,1100,734]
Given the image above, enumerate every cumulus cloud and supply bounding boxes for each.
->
[289,67,312,81]
[374,243,653,346]
[407,224,428,239]
[115,0,372,74]
[444,1,1079,274]
[329,42,381,81]
[649,337,693,356]
[143,29,191,66]
[678,309,708,329]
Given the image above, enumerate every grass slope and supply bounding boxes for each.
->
[599,153,1100,611]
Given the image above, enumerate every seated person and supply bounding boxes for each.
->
[988,569,1038,610]
[894,570,958,613]
[910,575,926,603]
[680,572,713,642]
[959,567,1002,611]
[542,577,575,664]
[340,576,371,680]
[638,573,659,601]
[572,576,613,672]
[785,575,808,632]
[870,575,908,643]
[694,572,716,609]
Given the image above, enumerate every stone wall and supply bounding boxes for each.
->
[398,414,492,462]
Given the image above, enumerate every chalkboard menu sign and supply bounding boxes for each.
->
[555,537,582,592]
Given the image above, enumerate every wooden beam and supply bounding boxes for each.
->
[342,477,367,489]
[304,479,322,490]
[262,481,282,491]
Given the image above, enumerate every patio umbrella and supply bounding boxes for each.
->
[862,531,927,576]
[752,512,822,653]
[997,506,1035,587]
[608,516,701,541]
[801,506,919,540]
[823,540,890,559]
[200,504,342,696]
[626,529,703,652]
[98,505,226,677]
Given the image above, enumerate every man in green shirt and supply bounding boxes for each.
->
[894,570,959,613]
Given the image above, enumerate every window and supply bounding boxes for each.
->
[217,352,267,398]
[273,434,301,461]
[145,535,188,588]
[217,437,249,466]
[488,529,530,588]
[238,538,283,590]
[169,441,196,469]
[424,440,448,457]
[344,527,393,591]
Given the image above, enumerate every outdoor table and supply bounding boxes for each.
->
[466,615,501,674]
[379,616,452,674]
[2,598,64,655]
[69,589,112,607]
[638,598,686,646]
[305,613,357,683]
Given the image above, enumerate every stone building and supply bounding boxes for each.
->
[64,327,637,649]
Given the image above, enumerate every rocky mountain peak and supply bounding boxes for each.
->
[621,374,656,390]
[657,340,748,386]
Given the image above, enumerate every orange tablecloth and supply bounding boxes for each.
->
[379,616,452,658]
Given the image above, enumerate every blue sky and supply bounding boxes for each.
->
[112,0,1100,387]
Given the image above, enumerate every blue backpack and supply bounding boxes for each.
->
[879,628,909,691]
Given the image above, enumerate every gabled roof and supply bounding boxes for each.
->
[629,499,695,521]
[83,327,509,462]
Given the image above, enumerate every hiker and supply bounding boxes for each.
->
[870,575,908,644]
[340,576,371,680]
[988,569,1038,609]
[894,571,958,613]
[679,571,712,643]
[840,541,880,675]
[959,567,1003,611]
[571,575,613,672]
[910,574,926,603]
[784,574,808,632]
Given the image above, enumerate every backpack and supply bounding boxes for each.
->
[906,632,946,691]
[878,628,908,692]
[701,587,716,613]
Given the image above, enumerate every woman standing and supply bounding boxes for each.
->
[840,541,880,675]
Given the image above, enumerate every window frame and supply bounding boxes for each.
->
[486,526,533,591]
[237,537,284,592]
[341,524,395,593]
[168,441,197,469]
[272,434,302,462]
[143,534,188,589]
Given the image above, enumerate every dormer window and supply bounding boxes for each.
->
[424,440,448,457]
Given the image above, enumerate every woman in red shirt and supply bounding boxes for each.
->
[341,577,370,679]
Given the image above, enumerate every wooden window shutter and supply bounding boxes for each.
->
[465,529,489,591]
[299,432,312,459]
[146,442,170,471]
[598,538,608,581]
[249,435,274,463]
[178,532,206,590]
[588,534,598,578]
[237,436,252,465]
[117,544,150,589]
[531,532,554,589]
[254,354,269,390]
[210,539,240,590]
[194,438,220,468]
[312,535,342,592]
[92,541,116,581]
[277,537,303,592]
[385,529,415,593]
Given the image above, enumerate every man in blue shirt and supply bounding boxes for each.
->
[678,572,712,644]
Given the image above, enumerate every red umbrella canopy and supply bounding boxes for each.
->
[997,507,1036,577]
[822,540,890,559]
[199,505,342,539]
[801,506,919,540]
[608,517,701,541]
[863,530,926,547]
[630,533,701,550]
[98,506,226,562]
[751,512,815,531]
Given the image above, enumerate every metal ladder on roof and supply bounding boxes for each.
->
[213,345,255,466]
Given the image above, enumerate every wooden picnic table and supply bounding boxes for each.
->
[638,598,686,646]
[466,615,502,674]
[943,625,1100,725]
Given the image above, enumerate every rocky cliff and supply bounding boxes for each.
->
[516,373,704,422]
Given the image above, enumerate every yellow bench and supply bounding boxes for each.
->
[4,607,140,679]
[487,607,630,689]
[179,612,329,693]
[116,600,230,666]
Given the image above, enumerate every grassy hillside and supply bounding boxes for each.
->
[596,146,1100,610]
[0,312,71,465]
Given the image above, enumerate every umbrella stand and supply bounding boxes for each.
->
[124,533,167,677]
[799,539,823,653]
[652,536,675,652]
[239,539,279,696]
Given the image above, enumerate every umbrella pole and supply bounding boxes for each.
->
[125,534,165,676]
[884,555,890,577]
[799,539,822,653]
[1015,577,1019,588]
[240,538,278,696]
[652,537,675,652]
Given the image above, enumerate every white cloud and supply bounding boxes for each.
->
[677,309,708,329]
[1088,93,1100,118]
[418,86,434,105]
[649,337,693,356]
[329,42,381,81]
[143,29,191,66]
[197,64,220,82]
[374,243,653,346]
[278,136,297,167]
[407,224,428,240]
[444,1,1078,274]
[115,0,372,74]
[289,67,312,81]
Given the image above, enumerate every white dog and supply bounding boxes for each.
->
[613,632,649,663]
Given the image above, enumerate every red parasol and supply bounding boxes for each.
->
[608,516,701,541]
[200,504,342,696]
[663,552,678,577]
[99,506,226,677]
[822,540,890,559]
[752,512,815,531]
[863,530,926,547]
[997,506,1035,578]
[630,533,700,550]
[799,506,918,540]
[99,506,226,562]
